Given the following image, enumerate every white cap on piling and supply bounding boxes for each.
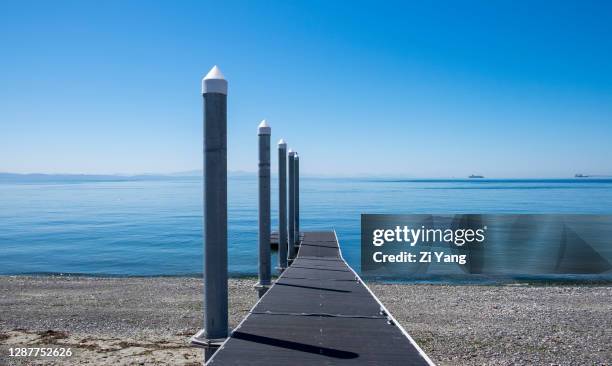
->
[278,138,287,147]
[258,120,271,135]
[202,65,228,95]
[288,148,295,156]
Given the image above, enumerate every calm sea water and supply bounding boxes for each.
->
[1,177,612,279]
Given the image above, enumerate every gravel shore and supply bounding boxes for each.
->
[0,276,610,365]
[368,283,611,365]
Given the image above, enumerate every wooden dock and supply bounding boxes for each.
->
[206,231,435,365]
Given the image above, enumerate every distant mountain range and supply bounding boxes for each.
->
[3,172,611,183]
[167,170,254,177]
[0,170,255,183]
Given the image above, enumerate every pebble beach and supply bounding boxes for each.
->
[0,276,610,365]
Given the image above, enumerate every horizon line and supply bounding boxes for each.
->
[1,171,611,180]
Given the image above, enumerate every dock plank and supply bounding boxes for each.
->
[207,231,434,365]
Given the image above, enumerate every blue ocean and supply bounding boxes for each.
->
[1,176,612,279]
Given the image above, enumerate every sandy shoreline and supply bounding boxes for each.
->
[1,276,610,365]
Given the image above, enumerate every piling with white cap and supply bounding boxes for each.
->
[277,139,288,271]
[256,120,271,297]
[294,152,300,244]
[192,65,228,360]
[287,149,296,260]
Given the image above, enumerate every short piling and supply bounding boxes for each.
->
[287,149,296,260]
[256,120,271,297]
[277,139,288,271]
[194,65,228,360]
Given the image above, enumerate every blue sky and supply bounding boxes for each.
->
[1,0,611,177]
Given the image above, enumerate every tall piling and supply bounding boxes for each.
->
[193,65,228,360]
[277,139,288,271]
[294,152,300,243]
[256,120,271,297]
[288,149,296,260]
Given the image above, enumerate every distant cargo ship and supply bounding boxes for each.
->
[575,174,589,178]
[469,175,484,178]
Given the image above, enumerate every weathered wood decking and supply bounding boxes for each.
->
[207,231,434,365]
